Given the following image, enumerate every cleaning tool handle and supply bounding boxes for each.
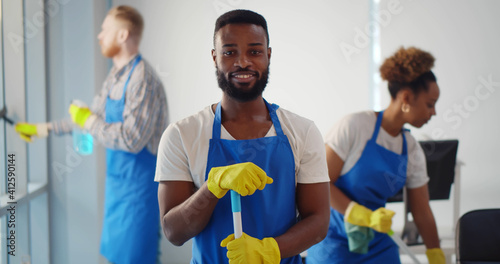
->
[389,230,422,264]
[230,190,242,238]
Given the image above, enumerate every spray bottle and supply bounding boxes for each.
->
[71,100,93,155]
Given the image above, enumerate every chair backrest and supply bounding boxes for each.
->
[456,208,500,264]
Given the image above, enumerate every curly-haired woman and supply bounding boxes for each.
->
[306,47,445,264]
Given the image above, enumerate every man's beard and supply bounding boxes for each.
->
[216,66,269,102]
[100,40,120,58]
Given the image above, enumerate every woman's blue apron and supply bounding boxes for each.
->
[100,55,160,264]
[307,111,408,264]
[191,100,302,264]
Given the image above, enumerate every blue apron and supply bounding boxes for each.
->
[307,111,407,264]
[191,100,302,264]
[100,55,160,264]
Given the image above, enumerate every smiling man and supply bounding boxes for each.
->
[155,9,330,264]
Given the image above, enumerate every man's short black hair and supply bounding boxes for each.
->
[213,9,269,47]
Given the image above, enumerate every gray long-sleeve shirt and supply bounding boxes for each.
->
[51,55,168,155]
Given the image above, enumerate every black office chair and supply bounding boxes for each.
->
[455,208,500,264]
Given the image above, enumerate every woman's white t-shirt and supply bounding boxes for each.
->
[155,105,329,188]
[324,111,429,189]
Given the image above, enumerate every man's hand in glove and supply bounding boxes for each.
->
[15,123,48,142]
[207,162,273,198]
[221,232,280,264]
[69,104,92,128]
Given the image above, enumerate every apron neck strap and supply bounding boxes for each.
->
[264,99,284,136]
[120,54,142,99]
[401,129,408,155]
[212,99,283,140]
[371,110,384,141]
[213,102,223,139]
[371,110,408,155]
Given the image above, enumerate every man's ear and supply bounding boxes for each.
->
[212,49,217,67]
[117,28,129,44]
[267,47,272,60]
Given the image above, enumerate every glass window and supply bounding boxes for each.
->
[0,1,49,263]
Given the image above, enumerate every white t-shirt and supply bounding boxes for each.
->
[155,105,329,188]
[324,111,429,189]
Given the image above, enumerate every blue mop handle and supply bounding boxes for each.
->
[230,190,243,238]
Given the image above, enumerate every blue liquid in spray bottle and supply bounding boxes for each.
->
[72,100,93,155]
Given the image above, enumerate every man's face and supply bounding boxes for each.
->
[212,24,271,102]
[97,15,121,58]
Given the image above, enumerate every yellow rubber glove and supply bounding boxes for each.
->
[69,104,92,128]
[344,201,395,233]
[15,123,49,142]
[207,162,273,198]
[426,248,445,264]
[220,232,280,264]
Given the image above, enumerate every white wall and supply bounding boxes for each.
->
[46,0,108,263]
[115,0,372,135]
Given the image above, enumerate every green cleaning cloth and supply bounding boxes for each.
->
[344,221,375,254]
